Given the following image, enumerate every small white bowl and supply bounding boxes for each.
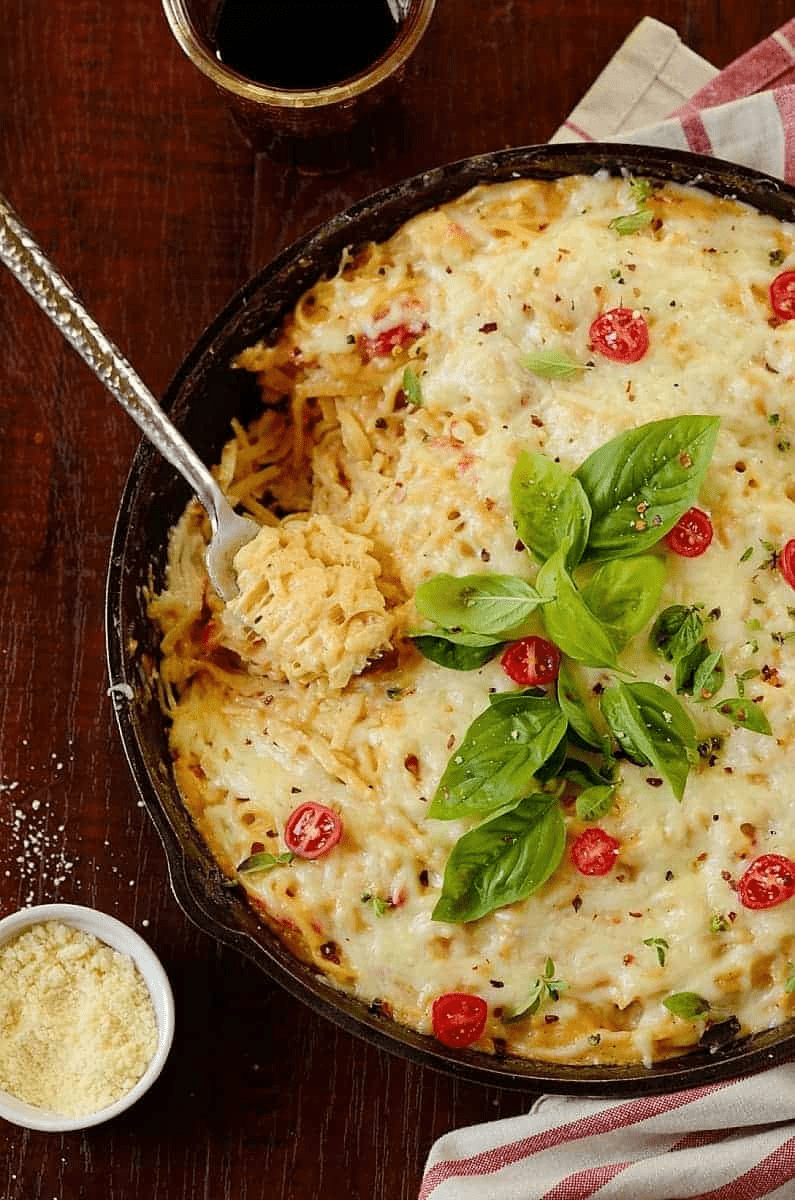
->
[0,903,175,1132]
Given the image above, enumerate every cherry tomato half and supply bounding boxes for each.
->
[571,828,620,876]
[770,270,795,320]
[359,321,427,362]
[780,539,795,591]
[501,636,561,686]
[736,853,795,909]
[431,992,488,1049]
[589,307,649,363]
[284,803,343,860]
[665,507,713,557]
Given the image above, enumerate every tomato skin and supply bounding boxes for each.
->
[665,507,713,557]
[589,307,649,363]
[359,321,427,362]
[501,636,561,686]
[284,803,343,860]
[780,539,795,590]
[736,854,795,909]
[571,828,620,876]
[431,992,488,1048]
[770,271,795,320]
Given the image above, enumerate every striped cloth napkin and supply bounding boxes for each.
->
[419,18,795,1200]
[550,15,795,182]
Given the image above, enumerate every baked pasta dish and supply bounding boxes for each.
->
[150,171,795,1067]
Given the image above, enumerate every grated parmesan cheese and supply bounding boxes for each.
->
[0,921,158,1116]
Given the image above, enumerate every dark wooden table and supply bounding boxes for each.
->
[1,3,791,1196]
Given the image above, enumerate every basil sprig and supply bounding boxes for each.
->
[506,958,567,1022]
[429,691,568,820]
[408,414,768,927]
[650,604,770,731]
[432,794,565,923]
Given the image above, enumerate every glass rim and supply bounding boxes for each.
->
[161,0,437,108]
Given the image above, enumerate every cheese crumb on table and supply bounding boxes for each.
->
[0,921,158,1116]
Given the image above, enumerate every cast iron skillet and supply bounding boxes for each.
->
[106,142,795,1093]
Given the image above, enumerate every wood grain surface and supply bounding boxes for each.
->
[1,2,792,1197]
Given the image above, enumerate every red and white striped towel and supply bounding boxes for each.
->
[419,1065,795,1199]
[419,20,795,1200]
[551,16,795,183]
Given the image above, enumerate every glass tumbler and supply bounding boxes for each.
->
[161,0,437,153]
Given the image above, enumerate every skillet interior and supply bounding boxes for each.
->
[106,142,795,1093]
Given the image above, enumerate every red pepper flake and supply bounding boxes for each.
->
[479,321,499,333]
[623,954,635,966]
[544,1014,559,1024]
[572,895,583,912]
[628,911,643,918]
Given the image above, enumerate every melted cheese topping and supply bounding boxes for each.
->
[150,174,795,1067]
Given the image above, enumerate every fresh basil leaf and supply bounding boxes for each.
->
[510,450,592,570]
[608,209,654,235]
[575,415,720,561]
[580,555,665,648]
[415,573,545,639]
[429,692,568,819]
[650,605,704,664]
[411,636,503,671]
[557,660,606,751]
[663,992,710,1019]
[432,794,566,923]
[714,697,772,735]
[237,850,295,874]
[681,644,724,701]
[600,681,696,801]
[536,544,621,670]
[519,348,589,380]
[575,784,617,821]
[402,365,422,405]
